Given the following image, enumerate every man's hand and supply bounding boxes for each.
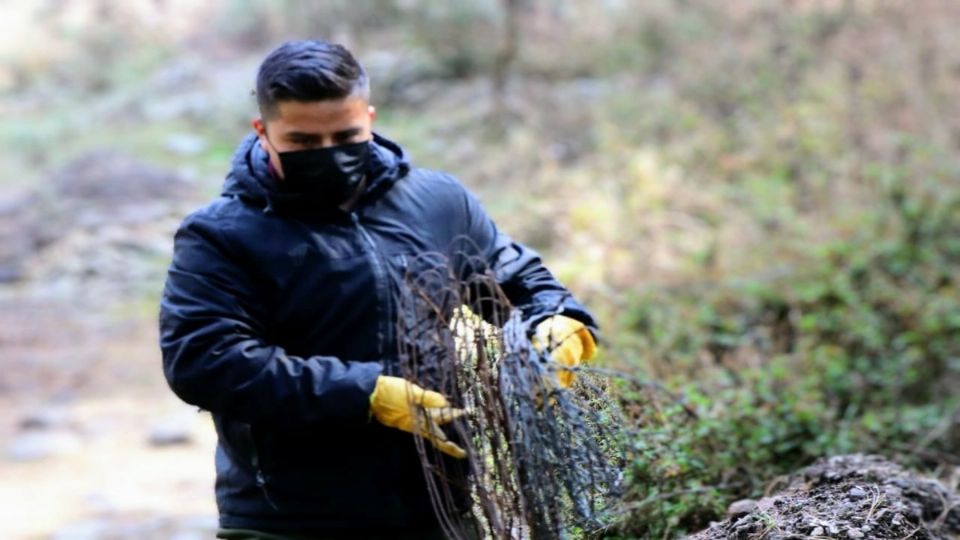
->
[369,376,467,458]
[533,315,597,389]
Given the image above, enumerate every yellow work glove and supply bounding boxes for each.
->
[533,315,597,389]
[369,375,467,459]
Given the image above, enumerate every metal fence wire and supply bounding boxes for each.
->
[393,249,628,540]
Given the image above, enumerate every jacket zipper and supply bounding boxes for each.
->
[245,424,278,510]
[351,212,391,360]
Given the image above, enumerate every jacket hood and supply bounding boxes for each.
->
[221,132,410,215]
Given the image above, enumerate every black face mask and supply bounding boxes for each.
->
[273,140,371,206]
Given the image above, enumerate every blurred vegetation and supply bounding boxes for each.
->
[612,179,959,537]
[2,0,958,538]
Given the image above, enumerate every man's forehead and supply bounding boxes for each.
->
[271,97,368,123]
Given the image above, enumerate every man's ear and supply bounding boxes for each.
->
[252,118,269,151]
[368,105,377,123]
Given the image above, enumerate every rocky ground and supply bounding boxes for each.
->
[0,151,219,539]
[689,454,960,540]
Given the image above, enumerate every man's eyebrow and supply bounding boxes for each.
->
[284,131,319,139]
[334,127,363,138]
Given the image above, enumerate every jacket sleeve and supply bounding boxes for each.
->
[159,213,382,426]
[454,184,599,336]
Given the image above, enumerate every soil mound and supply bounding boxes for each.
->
[688,454,960,540]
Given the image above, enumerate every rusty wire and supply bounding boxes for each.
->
[393,249,628,539]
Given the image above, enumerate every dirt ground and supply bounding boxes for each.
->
[0,294,219,540]
[0,148,221,539]
[688,454,960,540]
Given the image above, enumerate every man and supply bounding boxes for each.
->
[159,40,597,539]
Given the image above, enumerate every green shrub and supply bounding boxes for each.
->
[612,183,960,538]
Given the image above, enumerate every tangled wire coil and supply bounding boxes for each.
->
[394,250,628,539]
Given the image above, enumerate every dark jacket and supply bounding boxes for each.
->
[159,132,597,534]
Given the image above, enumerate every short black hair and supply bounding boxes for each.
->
[256,40,369,119]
